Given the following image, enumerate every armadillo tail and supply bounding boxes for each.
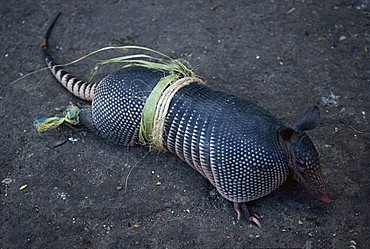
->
[42,12,99,101]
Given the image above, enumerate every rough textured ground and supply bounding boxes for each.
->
[1,0,369,248]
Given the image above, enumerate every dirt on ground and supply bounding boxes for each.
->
[1,0,369,248]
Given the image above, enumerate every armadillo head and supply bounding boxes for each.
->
[280,105,331,204]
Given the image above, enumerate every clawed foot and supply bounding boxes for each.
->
[233,202,262,228]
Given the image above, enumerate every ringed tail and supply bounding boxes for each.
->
[42,12,99,101]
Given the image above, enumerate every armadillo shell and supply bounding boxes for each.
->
[92,67,165,146]
[92,67,289,202]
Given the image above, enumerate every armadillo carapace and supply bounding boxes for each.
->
[41,13,331,227]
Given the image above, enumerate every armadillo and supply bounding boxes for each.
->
[41,13,331,227]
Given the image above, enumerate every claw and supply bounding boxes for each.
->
[233,202,262,228]
[249,215,262,229]
[234,206,242,220]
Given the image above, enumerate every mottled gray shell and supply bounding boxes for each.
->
[163,84,289,202]
[90,67,289,203]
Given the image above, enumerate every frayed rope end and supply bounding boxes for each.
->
[33,105,80,132]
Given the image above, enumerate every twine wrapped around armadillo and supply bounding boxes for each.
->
[148,76,205,151]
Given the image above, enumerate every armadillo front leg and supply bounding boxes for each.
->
[233,202,262,228]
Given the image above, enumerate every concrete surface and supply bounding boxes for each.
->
[1,0,369,248]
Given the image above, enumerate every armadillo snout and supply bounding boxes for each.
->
[294,163,331,203]
[290,133,331,202]
[302,166,331,203]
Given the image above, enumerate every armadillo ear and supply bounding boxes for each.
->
[280,127,298,142]
[293,105,320,132]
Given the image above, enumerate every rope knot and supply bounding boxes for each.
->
[63,105,80,125]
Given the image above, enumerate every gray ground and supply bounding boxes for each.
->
[1,0,369,248]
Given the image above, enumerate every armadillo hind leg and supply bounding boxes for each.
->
[79,106,97,132]
[233,202,262,228]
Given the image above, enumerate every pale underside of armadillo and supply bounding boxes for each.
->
[91,67,290,203]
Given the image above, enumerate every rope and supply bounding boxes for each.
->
[33,105,80,132]
[139,74,177,144]
[142,76,204,151]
